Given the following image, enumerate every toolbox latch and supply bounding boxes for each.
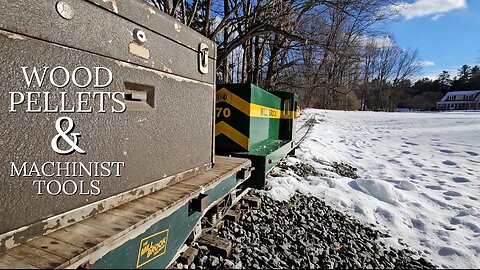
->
[198,43,209,74]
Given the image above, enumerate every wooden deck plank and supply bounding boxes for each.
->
[27,236,84,260]
[108,207,150,220]
[146,192,179,203]
[91,212,139,229]
[171,182,200,189]
[48,229,101,250]
[0,254,36,269]
[0,260,12,269]
[0,156,251,268]
[62,223,111,242]
[81,218,126,236]
[168,185,200,195]
[115,200,158,217]
[154,188,189,196]
[186,171,224,186]
[162,187,191,196]
[83,200,167,233]
[175,182,201,189]
[140,196,173,209]
[5,244,65,269]
[152,189,190,201]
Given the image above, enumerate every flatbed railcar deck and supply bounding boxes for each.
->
[0,156,251,269]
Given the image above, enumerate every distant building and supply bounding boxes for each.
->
[436,90,480,111]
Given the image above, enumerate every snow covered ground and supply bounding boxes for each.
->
[265,109,480,268]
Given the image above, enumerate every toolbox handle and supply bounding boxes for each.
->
[123,82,155,110]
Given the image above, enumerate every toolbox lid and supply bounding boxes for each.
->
[86,0,217,59]
[0,0,216,83]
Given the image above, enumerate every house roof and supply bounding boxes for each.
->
[439,90,480,102]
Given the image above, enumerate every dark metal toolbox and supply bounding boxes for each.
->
[0,0,216,242]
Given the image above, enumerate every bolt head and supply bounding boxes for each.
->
[133,29,147,44]
[56,1,74,20]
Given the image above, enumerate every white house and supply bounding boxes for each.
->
[437,90,480,111]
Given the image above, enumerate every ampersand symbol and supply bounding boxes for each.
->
[51,117,86,155]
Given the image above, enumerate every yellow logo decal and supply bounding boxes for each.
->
[136,229,169,268]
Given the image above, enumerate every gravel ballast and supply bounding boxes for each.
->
[178,192,435,269]
[173,158,437,269]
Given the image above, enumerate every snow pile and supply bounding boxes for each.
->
[354,179,406,206]
[265,109,480,268]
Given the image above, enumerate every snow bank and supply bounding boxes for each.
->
[265,109,480,269]
[354,179,405,205]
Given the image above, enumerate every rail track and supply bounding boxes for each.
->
[199,113,319,233]
[294,113,318,149]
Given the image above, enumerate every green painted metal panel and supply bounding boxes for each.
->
[250,84,282,109]
[215,83,282,153]
[215,84,298,189]
[249,118,280,147]
[92,203,198,269]
[230,140,294,189]
[269,90,298,141]
[91,172,246,269]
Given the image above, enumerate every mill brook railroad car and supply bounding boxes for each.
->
[0,0,299,268]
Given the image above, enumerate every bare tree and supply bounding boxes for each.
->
[145,0,419,111]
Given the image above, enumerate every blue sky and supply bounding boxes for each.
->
[386,0,479,81]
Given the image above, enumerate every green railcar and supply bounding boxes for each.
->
[215,83,299,188]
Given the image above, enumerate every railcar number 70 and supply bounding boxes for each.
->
[216,107,231,118]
